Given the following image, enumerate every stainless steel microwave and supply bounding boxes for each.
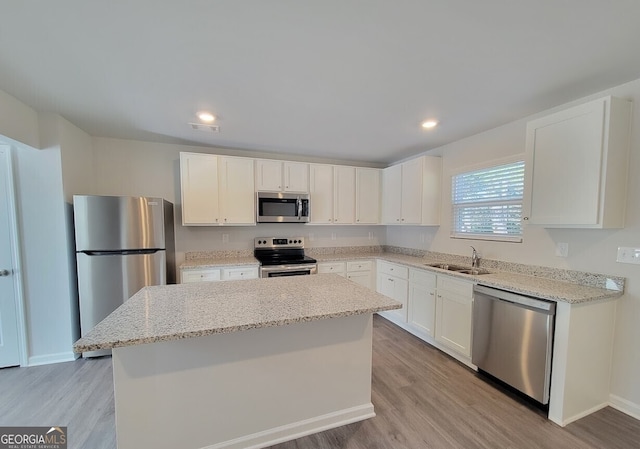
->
[257,192,310,223]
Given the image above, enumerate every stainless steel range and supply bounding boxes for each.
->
[254,237,317,278]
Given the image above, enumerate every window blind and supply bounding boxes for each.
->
[451,161,524,241]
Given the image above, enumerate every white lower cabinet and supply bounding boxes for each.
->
[375,261,474,367]
[222,267,259,281]
[434,276,474,359]
[376,261,409,322]
[317,261,346,276]
[181,268,222,283]
[407,269,436,339]
[346,260,374,289]
[318,260,375,290]
[181,266,258,283]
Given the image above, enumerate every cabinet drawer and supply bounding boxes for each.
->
[181,268,221,283]
[377,261,408,279]
[222,267,259,281]
[409,268,436,288]
[437,275,473,297]
[346,260,373,272]
[318,262,346,275]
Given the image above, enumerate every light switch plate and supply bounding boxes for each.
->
[222,234,229,244]
[616,247,640,264]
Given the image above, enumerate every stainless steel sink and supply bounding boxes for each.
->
[424,263,490,275]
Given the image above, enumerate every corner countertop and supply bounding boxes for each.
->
[179,249,623,304]
[314,252,623,304]
[73,274,401,352]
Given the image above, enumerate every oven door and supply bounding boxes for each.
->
[260,264,317,278]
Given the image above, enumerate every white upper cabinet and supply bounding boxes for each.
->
[255,159,309,193]
[309,164,335,224]
[180,152,219,225]
[218,157,256,225]
[382,155,441,225]
[333,166,355,224]
[283,162,309,192]
[355,168,381,224]
[180,152,255,226]
[523,96,632,228]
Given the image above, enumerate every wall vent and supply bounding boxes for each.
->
[189,123,220,133]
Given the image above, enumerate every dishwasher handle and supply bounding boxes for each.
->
[474,285,556,315]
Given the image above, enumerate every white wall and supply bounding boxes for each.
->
[92,137,383,265]
[387,77,640,415]
[5,110,93,365]
[0,89,39,149]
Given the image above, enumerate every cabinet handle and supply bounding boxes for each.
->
[286,185,289,189]
[396,218,400,222]
[437,294,442,298]
[429,292,435,296]
[388,278,394,282]
[523,217,529,221]
[401,218,405,222]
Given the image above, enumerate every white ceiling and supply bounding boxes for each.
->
[2,1,640,165]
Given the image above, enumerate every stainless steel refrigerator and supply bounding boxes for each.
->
[73,195,175,357]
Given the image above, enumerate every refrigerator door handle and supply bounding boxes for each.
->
[82,249,160,256]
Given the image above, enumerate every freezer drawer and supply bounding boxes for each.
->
[77,250,166,357]
[73,195,168,251]
[472,285,556,404]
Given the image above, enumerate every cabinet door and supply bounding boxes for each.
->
[284,162,309,192]
[218,157,255,225]
[382,164,402,224]
[333,166,355,224]
[421,157,441,225]
[317,262,346,276]
[408,270,436,337]
[356,168,380,224]
[376,272,408,322]
[401,158,423,224]
[309,164,334,223]
[180,153,220,225]
[525,98,605,226]
[347,271,373,289]
[222,267,259,281]
[181,268,221,283]
[435,277,473,357]
[255,159,283,191]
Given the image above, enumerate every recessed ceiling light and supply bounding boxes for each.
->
[197,112,216,123]
[421,120,438,129]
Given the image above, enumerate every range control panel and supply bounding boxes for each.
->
[254,237,305,249]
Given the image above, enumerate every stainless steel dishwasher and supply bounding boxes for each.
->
[472,285,556,404]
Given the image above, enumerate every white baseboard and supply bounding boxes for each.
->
[203,404,375,449]
[609,395,640,421]
[28,351,78,367]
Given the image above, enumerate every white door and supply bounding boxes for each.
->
[180,152,220,225]
[309,164,334,223]
[219,156,255,224]
[283,162,309,192]
[333,166,355,224]
[0,146,20,367]
[355,168,380,224]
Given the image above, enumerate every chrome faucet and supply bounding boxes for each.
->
[470,246,480,268]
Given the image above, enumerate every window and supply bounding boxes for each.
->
[451,160,524,242]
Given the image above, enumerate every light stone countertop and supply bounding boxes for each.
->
[180,250,623,304]
[73,274,401,352]
[315,252,623,304]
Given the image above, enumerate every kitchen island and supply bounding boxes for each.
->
[73,274,400,449]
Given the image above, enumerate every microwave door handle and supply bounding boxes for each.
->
[297,197,302,220]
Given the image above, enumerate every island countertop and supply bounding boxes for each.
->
[73,274,401,353]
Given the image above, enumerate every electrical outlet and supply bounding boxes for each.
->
[617,247,640,264]
[420,233,426,244]
[555,242,569,257]
[331,232,336,241]
[368,232,374,240]
[222,234,229,244]
[308,233,314,242]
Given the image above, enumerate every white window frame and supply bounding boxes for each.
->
[450,155,525,243]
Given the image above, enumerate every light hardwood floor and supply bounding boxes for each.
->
[1,316,638,449]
